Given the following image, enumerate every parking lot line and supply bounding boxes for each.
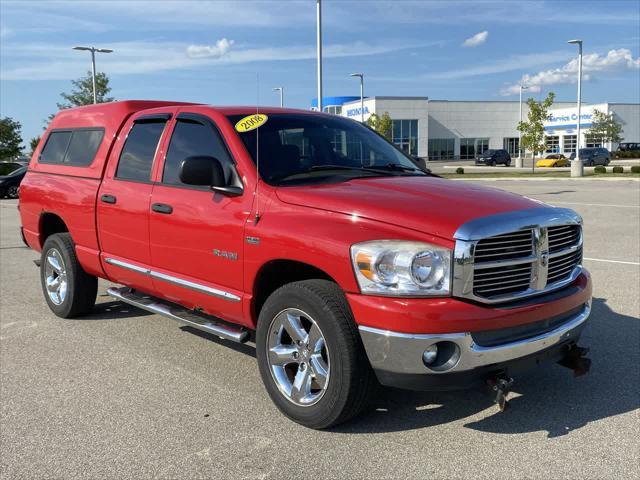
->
[549,201,640,209]
[584,257,640,266]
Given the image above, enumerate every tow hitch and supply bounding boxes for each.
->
[558,345,591,376]
[486,374,514,412]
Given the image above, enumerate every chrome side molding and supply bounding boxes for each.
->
[107,286,249,343]
[104,257,241,302]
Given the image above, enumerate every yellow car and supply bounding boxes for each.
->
[536,154,569,168]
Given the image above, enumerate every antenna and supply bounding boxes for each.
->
[254,73,261,224]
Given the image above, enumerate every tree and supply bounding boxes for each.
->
[517,92,555,159]
[30,136,41,155]
[366,112,393,141]
[48,71,115,123]
[586,109,623,145]
[0,117,23,160]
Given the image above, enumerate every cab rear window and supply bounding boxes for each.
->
[39,128,104,166]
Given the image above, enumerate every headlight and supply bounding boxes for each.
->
[351,240,451,296]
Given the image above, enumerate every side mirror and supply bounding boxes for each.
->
[179,156,225,187]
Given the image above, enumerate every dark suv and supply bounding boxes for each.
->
[475,149,511,166]
[571,148,610,166]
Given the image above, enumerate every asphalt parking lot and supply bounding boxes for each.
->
[1,179,639,479]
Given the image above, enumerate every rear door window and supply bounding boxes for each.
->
[115,120,167,182]
[40,131,72,164]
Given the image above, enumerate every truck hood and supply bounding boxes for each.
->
[275,176,543,240]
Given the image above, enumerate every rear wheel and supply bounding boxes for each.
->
[256,280,376,429]
[40,233,97,318]
[505,159,511,167]
[7,186,18,199]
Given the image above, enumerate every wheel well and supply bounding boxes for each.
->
[253,260,335,321]
[40,213,68,247]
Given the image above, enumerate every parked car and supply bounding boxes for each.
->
[571,148,610,166]
[536,153,569,168]
[475,149,511,166]
[616,142,640,152]
[19,101,592,429]
[0,165,27,198]
[0,161,26,176]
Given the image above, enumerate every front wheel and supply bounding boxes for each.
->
[7,186,18,199]
[256,280,377,429]
[40,233,98,318]
[505,159,511,167]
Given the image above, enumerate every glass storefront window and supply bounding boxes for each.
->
[545,136,560,153]
[563,135,577,154]
[586,137,603,148]
[428,139,455,160]
[460,138,489,159]
[391,119,419,155]
[503,138,520,156]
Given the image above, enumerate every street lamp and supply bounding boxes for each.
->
[73,46,113,104]
[273,87,284,108]
[568,39,583,177]
[350,73,364,122]
[316,0,323,112]
[517,83,529,168]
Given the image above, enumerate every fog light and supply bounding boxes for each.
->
[422,345,438,365]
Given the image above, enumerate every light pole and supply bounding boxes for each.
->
[350,73,364,122]
[517,83,528,168]
[273,87,284,108]
[568,39,583,177]
[316,0,323,112]
[73,46,113,104]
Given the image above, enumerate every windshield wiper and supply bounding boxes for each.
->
[309,164,394,174]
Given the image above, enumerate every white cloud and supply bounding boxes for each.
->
[187,38,234,59]
[500,48,640,95]
[462,31,488,47]
[0,40,417,81]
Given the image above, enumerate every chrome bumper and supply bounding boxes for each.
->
[358,302,590,376]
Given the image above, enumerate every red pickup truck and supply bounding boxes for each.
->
[20,101,592,429]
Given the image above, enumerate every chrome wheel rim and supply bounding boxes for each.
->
[266,308,330,407]
[44,248,67,305]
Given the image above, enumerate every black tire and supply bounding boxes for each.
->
[256,280,377,429]
[40,233,97,318]
[505,159,511,167]
[7,186,19,199]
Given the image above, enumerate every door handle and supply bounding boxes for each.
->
[100,194,117,204]
[152,203,173,214]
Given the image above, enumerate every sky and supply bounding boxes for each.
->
[1,0,639,146]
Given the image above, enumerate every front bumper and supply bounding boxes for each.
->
[351,272,592,391]
[359,301,589,390]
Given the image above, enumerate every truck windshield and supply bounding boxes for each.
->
[227,113,426,185]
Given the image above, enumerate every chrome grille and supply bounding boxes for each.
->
[474,230,533,263]
[452,207,584,304]
[548,225,581,253]
[547,247,582,284]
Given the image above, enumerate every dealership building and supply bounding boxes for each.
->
[311,96,640,160]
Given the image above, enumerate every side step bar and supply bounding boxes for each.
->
[107,286,250,343]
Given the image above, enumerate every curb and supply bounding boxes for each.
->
[450,177,640,182]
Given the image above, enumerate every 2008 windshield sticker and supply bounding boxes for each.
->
[235,114,268,133]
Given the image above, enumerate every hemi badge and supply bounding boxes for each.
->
[246,236,260,245]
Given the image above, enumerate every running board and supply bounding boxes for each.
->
[107,287,249,343]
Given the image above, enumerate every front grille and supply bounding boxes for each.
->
[474,230,533,263]
[455,219,583,303]
[473,263,532,297]
[548,247,582,284]
[548,225,581,253]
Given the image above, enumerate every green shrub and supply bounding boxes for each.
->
[631,165,640,173]
[456,167,464,175]
[593,166,606,174]
[614,151,640,159]
[612,166,624,173]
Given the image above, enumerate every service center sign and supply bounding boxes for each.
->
[544,103,607,131]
